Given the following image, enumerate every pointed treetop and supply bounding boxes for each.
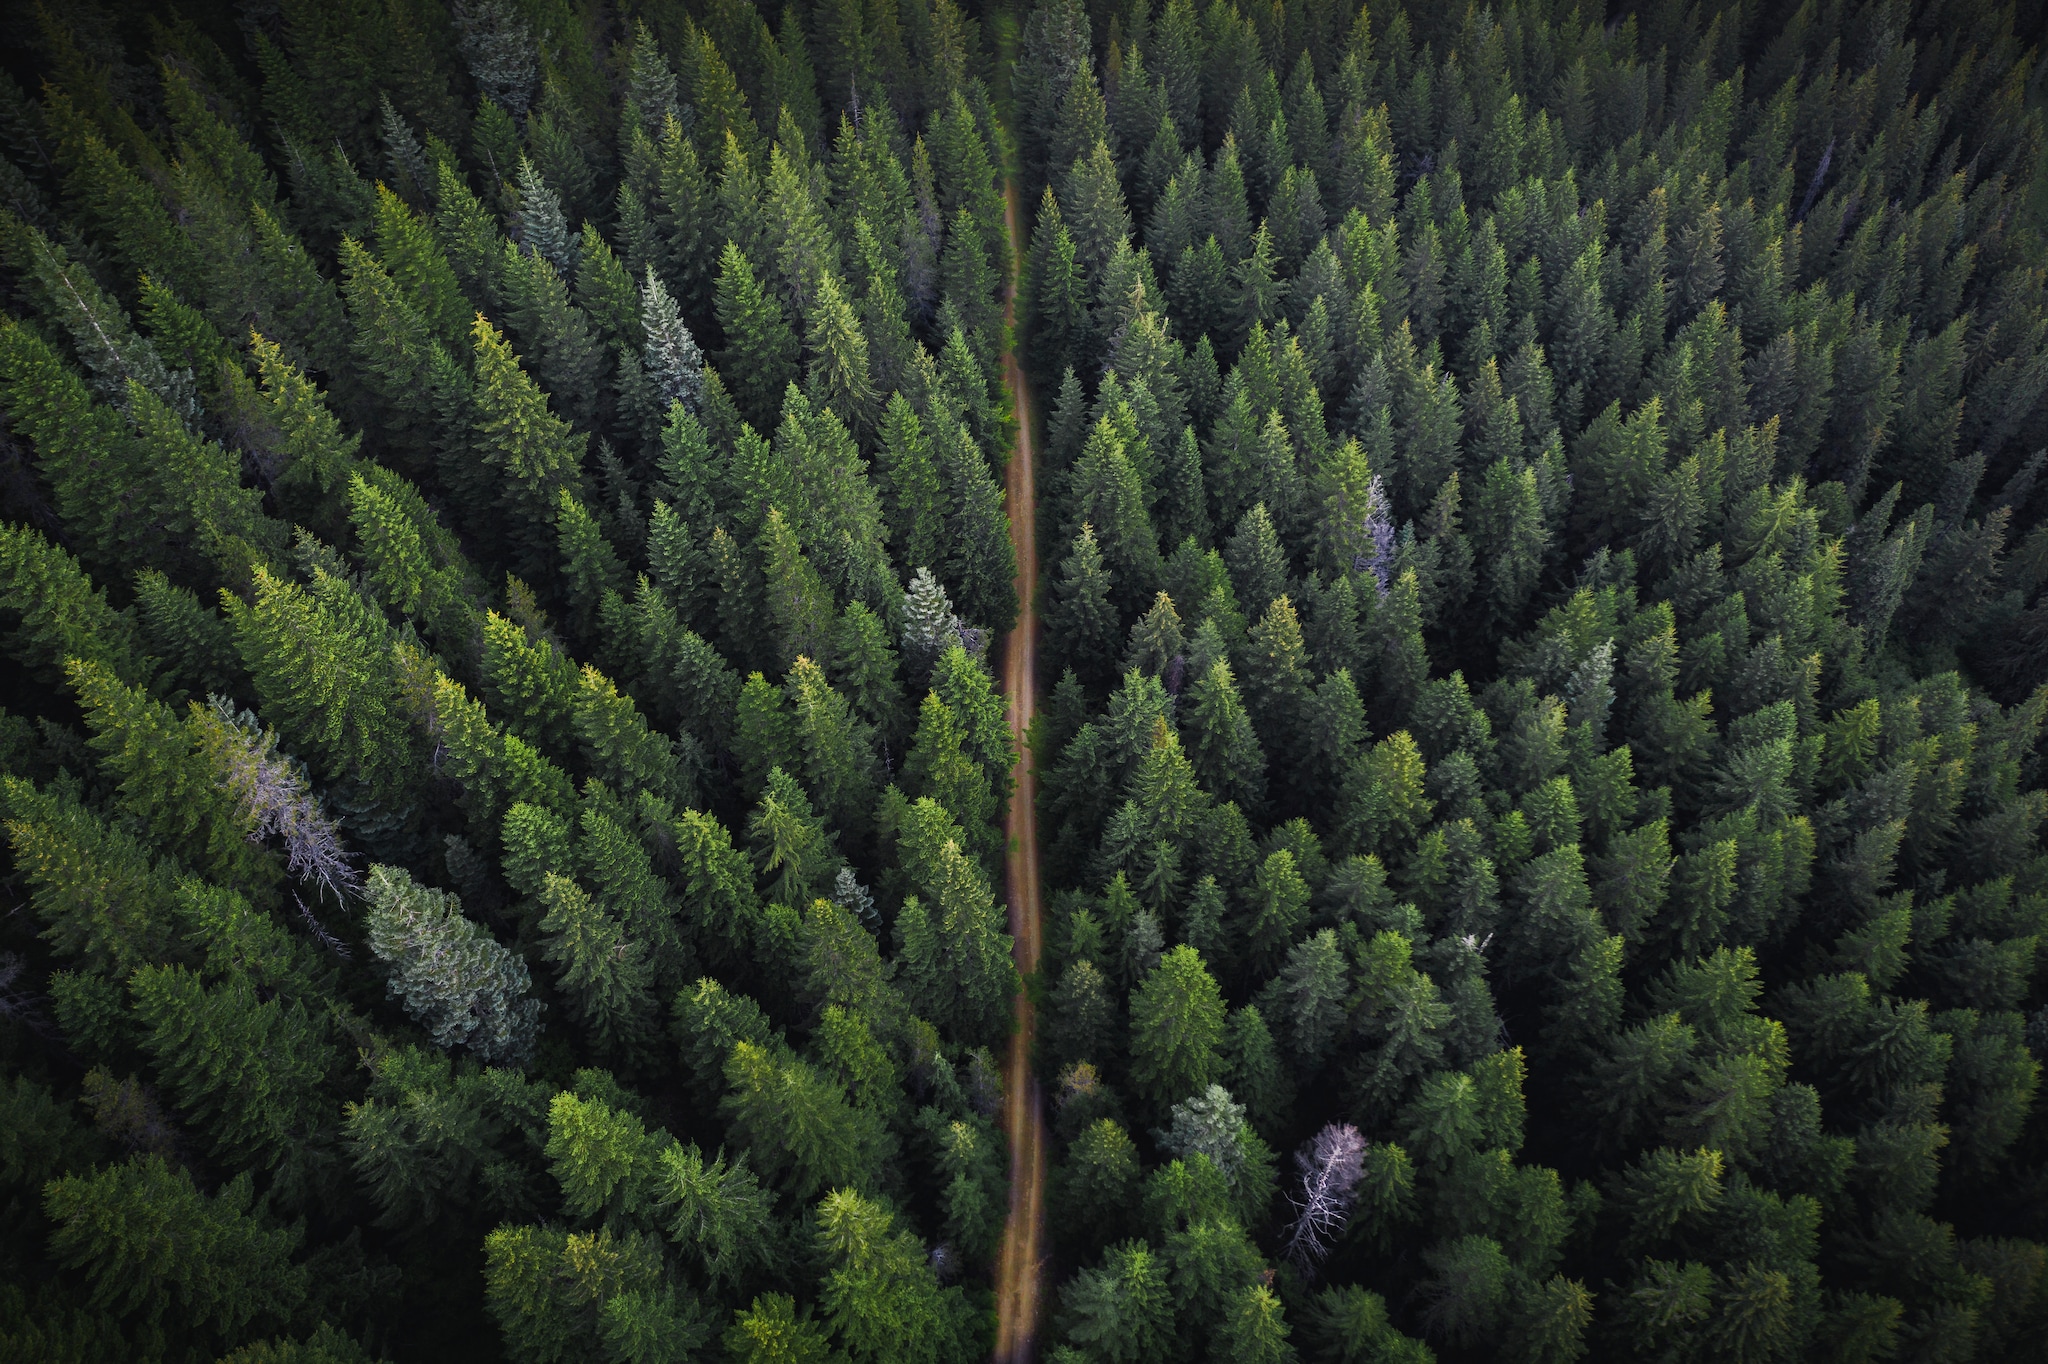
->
[641,265,705,414]
[514,156,576,273]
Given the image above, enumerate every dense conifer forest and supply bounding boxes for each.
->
[2,0,2048,1361]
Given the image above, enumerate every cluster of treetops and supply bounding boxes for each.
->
[1,0,1034,1358]
[0,0,2045,1361]
[1008,0,2048,1361]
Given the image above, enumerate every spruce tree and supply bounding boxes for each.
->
[937,420,1019,638]
[364,864,540,1065]
[1128,944,1226,1110]
[45,1158,308,1336]
[715,242,801,429]
[499,237,606,431]
[468,314,588,571]
[536,871,656,1060]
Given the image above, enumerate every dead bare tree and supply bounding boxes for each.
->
[1284,1122,1368,1273]
[196,697,362,907]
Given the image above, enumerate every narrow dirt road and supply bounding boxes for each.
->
[992,176,1046,1364]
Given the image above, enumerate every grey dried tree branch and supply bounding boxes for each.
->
[1284,1122,1368,1272]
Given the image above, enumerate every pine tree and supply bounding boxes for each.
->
[804,270,877,437]
[226,564,414,797]
[715,242,801,429]
[339,234,470,480]
[4,218,195,421]
[372,182,470,353]
[128,961,333,1178]
[1065,140,1133,276]
[937,421,1019,637]
[510,155,575,272]
[1240,595,1315,776]
[886,564,950,674]
[1058,1240,1174,1363]
[1128,944,1226,1110]
[64,660,270,892]
[1367,569,1431,730]
[500,236,606,431]
[483,1222,687,1362]
[874,394,948,574]
[44,1157,308,1336]
[479,609,578,763]
[748,765,837,909]
[1069,417,1163,613]
[537,872,656,1060]
[468,314,589,571]
[786,655,880,841]
[904,691,997,858]
[1183,657,1268,813]
[758,507,838,672]
[1028,189,1091,382]
[814,1188,971,1364]
[555,490,626,636]
[896,796,1017,1047]
[0,523,152,690]
[1041,524,1118,690]
[1469,456,1548,632]
[723,1043,886,1200]
[239,334,364,532]
[572,664,685,804]
[725,1294,834,1364]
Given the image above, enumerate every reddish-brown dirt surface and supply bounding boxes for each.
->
[992,174,1047,1364]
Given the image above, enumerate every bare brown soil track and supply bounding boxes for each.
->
[991,175,1046,1364]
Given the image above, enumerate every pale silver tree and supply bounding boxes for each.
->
[19,222,195,421]
[624,20,679,134]
[641,266,705,413]
[364,865,540,1066]
[1158,1083,1250,1183]
[902,566,979,676]
[832,865,877,923]
[1283,1122,1368,1271]
[378,94,432,204]
[1564,638,1616,733]
[513,156,576,273]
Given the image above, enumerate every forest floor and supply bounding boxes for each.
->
[992,172,1047,1364]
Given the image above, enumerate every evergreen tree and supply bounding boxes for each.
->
[723,1043,886,1201]
[537,872,657,1060]
[1058,1240,1174,1363]
[815,1188,972,1363]
[904,690,997,858]
[126,946,331,1173]
[469,314,588,571]
[715,242,800,429]
[45,1158,308,1337]
[226,565,414,797]
[938,420,1020,638]
[371,182,469,353]
[499,237,606,431]
[787,654,880,840]
[638,265,704,415]
[1065,140,1133,276]
[896,796,1018,1047]
[1128,944,1226,1110]
[803,271,876,437]
[9,9,2048,1356]
[364,864,540,1065]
